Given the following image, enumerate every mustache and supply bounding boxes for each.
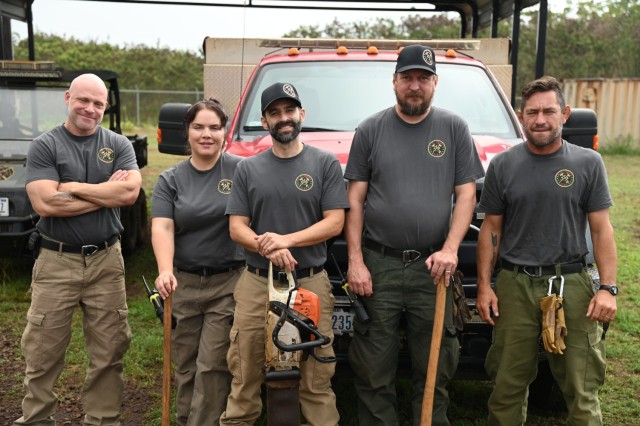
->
[275,119,297,131]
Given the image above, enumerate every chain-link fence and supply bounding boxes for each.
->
[120,88,202,127]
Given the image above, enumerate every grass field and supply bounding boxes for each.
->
[1,131,639,425]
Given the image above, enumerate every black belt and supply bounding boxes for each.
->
[500,258,585,277]
[40,234,120,256]
[246,264,324,280]
[363,238,441,263]
[177,262,245,277]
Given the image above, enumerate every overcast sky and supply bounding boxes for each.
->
[13,0,588,53]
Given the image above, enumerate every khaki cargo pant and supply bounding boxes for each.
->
[485,268,606,426]
[14,242,131,426]
[219,268,339,426]
[172,268,240,426]
[348,246,459,426]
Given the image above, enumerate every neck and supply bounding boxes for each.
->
[190,151,221,170]
[272,139,303,158]
[526,139,563,155]
[395,104,431,124]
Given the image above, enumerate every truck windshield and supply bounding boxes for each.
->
[237,60,518,139]
[0,87,68,140]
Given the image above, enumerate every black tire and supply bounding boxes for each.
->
[120,204,139,256]
[528,359,565,411]
[137,190,149,246]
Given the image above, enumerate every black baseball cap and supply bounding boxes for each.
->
[261,82,302,113]
[395,45,437,74]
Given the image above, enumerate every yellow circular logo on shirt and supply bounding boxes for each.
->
[98,148,115,163]
[555,169,575,188]
[428,140,446,158]
[295,174,313,191]
[218,179,233,194]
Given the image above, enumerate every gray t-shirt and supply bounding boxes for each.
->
[26,124,139,244]
[151,153,245,269]
[226,145,349,270]
[478,141,613,265]
[345,106,484,249]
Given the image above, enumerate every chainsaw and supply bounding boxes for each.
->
[264,262,335,426]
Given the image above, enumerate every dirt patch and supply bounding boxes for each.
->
[0,322,159,426]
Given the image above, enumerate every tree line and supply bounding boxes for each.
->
[11,0,638,123]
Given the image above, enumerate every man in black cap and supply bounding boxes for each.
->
[220,82,349,425]
[344,45,484,425]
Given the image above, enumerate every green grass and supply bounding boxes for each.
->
[2,131,639,424]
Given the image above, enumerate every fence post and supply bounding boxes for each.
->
[195,88,200,102]
[135,86,141,127]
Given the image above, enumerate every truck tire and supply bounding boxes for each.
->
[120,204,139,256]
[137,189,149,246]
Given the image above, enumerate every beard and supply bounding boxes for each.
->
[269,119,302,144]
[395,90,430,116]
[526,125,563,148]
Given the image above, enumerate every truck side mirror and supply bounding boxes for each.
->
[157,103,191,155]
[562,108,598,150]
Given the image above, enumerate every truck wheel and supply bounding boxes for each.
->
[137,189,148,246]
[528,360,565,410]
[120,205,139,256]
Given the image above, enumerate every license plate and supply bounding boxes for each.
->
[332,310,354,335]
[0,197,8,217]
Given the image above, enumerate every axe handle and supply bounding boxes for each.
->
[420,274,447,426]
[162,294,172,426]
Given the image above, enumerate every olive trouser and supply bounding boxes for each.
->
[348,246,459,426]
[14,242,131,426]
[172,268,241,426]
[219,268,339,426]
[485,268,606,426]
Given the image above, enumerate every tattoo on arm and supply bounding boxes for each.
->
[54,192,78,200]
[490,233,499,273]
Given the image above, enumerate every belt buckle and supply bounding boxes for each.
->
[402,250,421,264]
[81,244,99,256]
[522,266,543,277]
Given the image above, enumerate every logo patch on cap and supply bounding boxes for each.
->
[98,148,115,163]
[555,169,575,188]
[423,49,434,66]
[283,84,297,99]
[218,179,233,194]
[295,174,313,191]
[427,140,446,158]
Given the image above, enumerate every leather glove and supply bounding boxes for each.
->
[540,294,558,353]
[553,296,567,355]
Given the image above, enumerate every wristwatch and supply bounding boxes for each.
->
[598,285,619,296]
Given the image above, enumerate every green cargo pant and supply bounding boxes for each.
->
[348,246,459,426]
[485,267,606,426]
[14,242,131,426]
[219,268,339,426]
[172,268,240,426]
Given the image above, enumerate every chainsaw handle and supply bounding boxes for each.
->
[272,308,329,351]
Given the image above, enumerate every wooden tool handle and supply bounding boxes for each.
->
[162,294,172,426]
[420,274,447,426]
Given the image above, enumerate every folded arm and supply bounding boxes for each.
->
[58,169,142,208]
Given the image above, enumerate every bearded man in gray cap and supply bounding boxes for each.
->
[344,45,484,425]
[220,82,349,426]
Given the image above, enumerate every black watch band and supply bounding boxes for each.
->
[598,285,619,296]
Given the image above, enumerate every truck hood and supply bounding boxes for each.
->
[226,132,522,172]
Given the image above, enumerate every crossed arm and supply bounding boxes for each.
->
[26,169,142,218]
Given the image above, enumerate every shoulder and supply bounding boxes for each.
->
[357,106,395,129]
[563,141,602,161]
[222,152,244,166]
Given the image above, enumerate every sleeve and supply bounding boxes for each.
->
[25,134,59,184]
[321,155,350,211]
[583,153,613,213]
[113,132,140,172]
[225,161,251,217]
[344,126,371,181]
[478,159,505,215]
[151,171,175,219]
[453,115,485,186]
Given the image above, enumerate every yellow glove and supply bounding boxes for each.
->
[553,296,568,355]
[540,294,557,353]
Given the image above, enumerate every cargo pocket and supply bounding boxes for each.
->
[227,329,243,383]
[584,324,606,392]
[113,308,132,358]
[21,311,46,370]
